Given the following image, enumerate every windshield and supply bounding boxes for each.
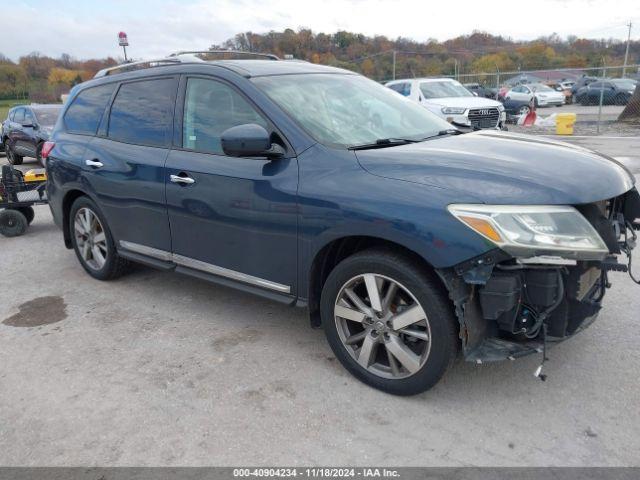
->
[612,79,637,90]
[531,84,554,92]
[252,74,452,148]
[34,107,62,126]
[419,80,473,99]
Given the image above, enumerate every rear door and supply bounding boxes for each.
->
[164,75,298,295]
[81,76,178,253]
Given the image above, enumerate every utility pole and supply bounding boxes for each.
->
[623,21,632,78]
[392,50,396,80]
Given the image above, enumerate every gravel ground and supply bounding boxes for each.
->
[1,138,640,467]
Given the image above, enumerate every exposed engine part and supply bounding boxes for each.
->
[440,188,640,366]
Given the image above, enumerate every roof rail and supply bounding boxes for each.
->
[169,50,280,61]
[94,58,187,78]
[93,50,280,79]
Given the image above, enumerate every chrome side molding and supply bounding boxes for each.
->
[119,240,291,293]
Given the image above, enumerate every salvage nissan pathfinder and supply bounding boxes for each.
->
[45,52,640,395]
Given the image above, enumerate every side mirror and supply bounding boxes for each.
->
[220,124,283,158]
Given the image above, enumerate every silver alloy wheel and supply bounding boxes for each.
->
[74,207,108,270]
[518,105,531,115]
[334,273,432,380]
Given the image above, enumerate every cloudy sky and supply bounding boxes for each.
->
[3,0,639,60]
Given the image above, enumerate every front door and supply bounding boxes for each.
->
[165,76,298,295]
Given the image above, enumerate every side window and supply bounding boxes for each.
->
[8,109,14,121]
[14,108,25,123]
[64,83,116,135]
[388,83,410,97]
[108,78,176,147]
[182,77,268,155]
[24,109,34,124]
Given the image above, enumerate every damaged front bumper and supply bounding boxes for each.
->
[438,187,640,365]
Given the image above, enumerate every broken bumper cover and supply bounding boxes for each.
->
[439,187,640,364]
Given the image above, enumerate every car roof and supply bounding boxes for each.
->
[387,77,458,85]
[96,59,354,80]
[30,104,62,110]
[209,59,353,77]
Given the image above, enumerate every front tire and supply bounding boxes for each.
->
[5,142,23,165]
[320,249,458,395]
[69,196,131,280]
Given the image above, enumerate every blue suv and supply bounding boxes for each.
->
[45,52,640,395]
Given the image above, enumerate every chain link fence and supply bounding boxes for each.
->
[445,65,640,136]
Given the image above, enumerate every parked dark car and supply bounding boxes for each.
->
[2,104,62,166]
[45,54,640,395]
[571,76,599,96]
[463,83,497,99]
[579,79,637,106]
[501,97,535,118]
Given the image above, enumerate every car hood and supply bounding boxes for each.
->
[424,97,502,109]
[355,131,635,205]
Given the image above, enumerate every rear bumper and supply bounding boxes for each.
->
[538,98,564,107]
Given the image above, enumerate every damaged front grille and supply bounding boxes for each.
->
[438,187,640,366]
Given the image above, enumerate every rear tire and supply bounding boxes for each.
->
[36,143,45,167]
[518,105,531,116]
[14,206,35,225]
[69,196,131,280]
[0,209,28,237]
[320,248,458,396]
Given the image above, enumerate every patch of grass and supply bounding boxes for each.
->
[0,98,29,122]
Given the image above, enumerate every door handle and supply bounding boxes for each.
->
[170,174,195,185]
[85,159,103,168]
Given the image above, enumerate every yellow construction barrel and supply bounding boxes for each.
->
[556,113,576,135]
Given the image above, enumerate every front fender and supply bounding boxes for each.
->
[297,145,494,297]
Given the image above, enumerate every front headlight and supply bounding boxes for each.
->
[441,107,466,114]
[497,104,505,112]
[448,204,609,260]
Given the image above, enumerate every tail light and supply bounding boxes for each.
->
[41,141,55,160]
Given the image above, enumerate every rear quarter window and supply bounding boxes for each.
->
[64,83,117,135]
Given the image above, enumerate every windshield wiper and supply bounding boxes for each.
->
[348,138,421,150]
[420,129,465,141]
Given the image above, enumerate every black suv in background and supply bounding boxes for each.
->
[2,104,62,166]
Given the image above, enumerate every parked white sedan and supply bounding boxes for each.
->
[506,83,565,107]
[386,78,506,129]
